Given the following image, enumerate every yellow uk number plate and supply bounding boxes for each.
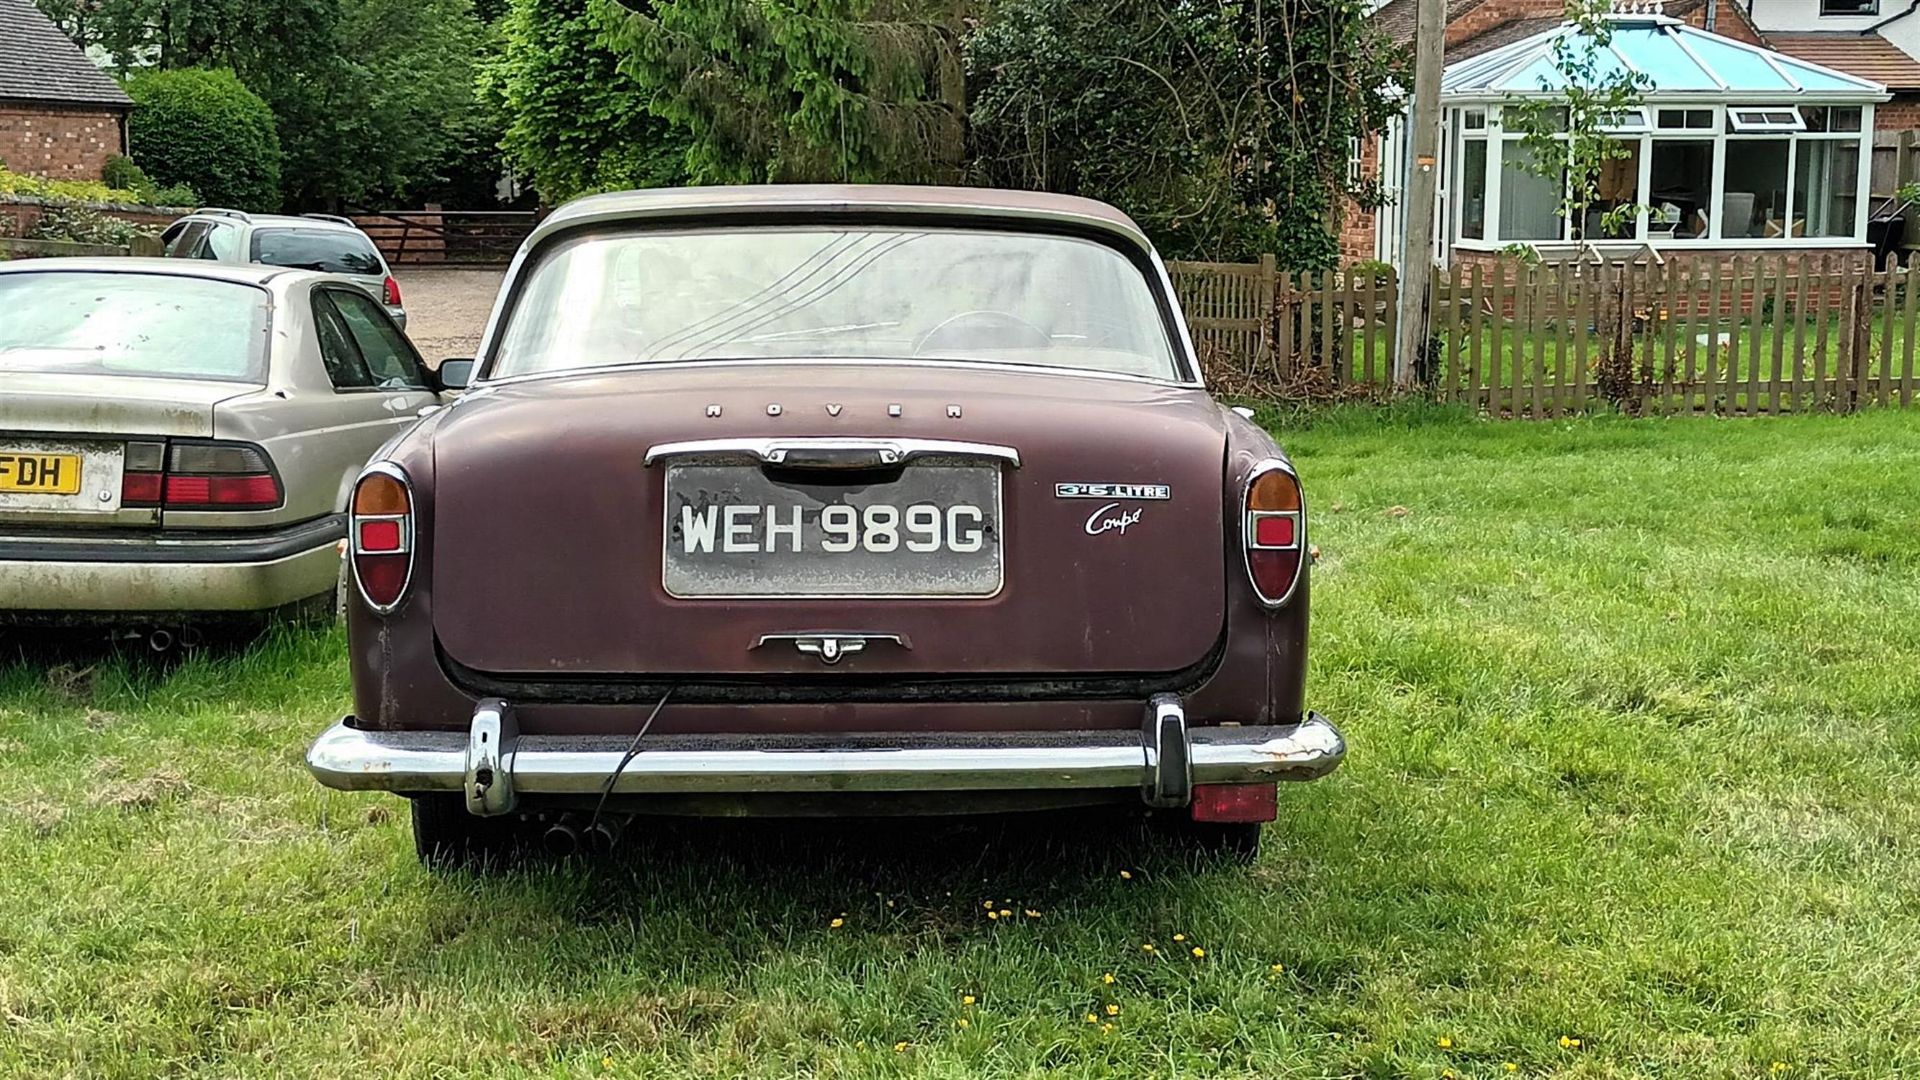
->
[0,452,83,495]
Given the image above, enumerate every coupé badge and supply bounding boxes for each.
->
[1085,503,1143,536]
[1055,483,1172,500]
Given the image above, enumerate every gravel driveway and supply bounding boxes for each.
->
[395,267,506,365]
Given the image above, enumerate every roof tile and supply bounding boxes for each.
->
[0,0,134,108]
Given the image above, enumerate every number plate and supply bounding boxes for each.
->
[0,452,83,495]
[663,463,1003,598]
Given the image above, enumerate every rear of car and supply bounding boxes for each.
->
[162,211,406,330]
[0,263,346,628]
[304,187,1341,867]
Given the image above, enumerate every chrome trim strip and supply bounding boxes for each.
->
[476,356,1201,391]
[644,437,1020,468]
[304,713,1346,800]
[349,461,414,615]
[1241,458,1307,607]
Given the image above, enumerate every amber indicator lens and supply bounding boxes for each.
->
[354,473,411,516]
[1247,469,1301,512]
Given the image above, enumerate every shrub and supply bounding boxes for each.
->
[147,183,199,208]
[0,167,136,204]
[26,205,155,247]
[125,68,282,212]
[100,154,148,193]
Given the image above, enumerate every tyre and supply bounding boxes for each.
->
[409,795,515,870]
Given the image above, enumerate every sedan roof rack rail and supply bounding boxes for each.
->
[301,213,358,227]
[195,207,252,222]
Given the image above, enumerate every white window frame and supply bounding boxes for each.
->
[1446,101,1877,251]
[1728,107,1807,133]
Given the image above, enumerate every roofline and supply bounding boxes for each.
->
[1444,89,1894,103]
[529,185,1159,256]
[0,92,132,110]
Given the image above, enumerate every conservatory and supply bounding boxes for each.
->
[1421,13,1888,260]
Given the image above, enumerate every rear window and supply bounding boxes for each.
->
[250,228,384,275]
[0,272,270,382]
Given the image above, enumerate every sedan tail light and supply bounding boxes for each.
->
[123,440,284,510]
[1244,460,1304,606]
[382,275,402,307]
[352,464,413,611]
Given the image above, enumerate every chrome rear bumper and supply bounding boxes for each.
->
[305,696,1346,816]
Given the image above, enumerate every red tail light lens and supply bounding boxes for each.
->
[382,275,402,307]
[161,441,282,510]
[352,465,413,611]
[1244,461,1304,606]
[120,440,166,507]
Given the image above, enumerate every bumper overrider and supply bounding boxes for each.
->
[305,694,1346,816]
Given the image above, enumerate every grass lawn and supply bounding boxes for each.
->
[5,408,1920,1078]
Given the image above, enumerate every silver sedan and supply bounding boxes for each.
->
[0,258,450,630]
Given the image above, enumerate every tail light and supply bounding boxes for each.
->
[1243,460,1304,606]
[382,275,402,307]
[122,440,283,510]
[352,464,413,611]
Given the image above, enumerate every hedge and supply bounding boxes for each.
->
[125,68,283,212]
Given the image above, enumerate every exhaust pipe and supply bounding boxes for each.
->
[541,814,583,857]
[147,628,174,652]
[584,813,627,857]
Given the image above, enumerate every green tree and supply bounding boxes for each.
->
[589,0,964,185]
[484,0,686,203]
[967,0,1404,267]
[38,0,492,208]
[124,68,283,211]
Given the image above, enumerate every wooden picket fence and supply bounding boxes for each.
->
[1170,252,1920,414]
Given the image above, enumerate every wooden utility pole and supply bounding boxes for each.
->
[1394,0,1446,387]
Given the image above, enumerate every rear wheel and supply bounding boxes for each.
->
[409,795,515,870]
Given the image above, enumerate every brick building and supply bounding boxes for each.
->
[0,0,133,181]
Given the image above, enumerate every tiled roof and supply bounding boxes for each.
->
[1766,32,1920,92]
[0,0,133,108]
[1374,0,1492,45]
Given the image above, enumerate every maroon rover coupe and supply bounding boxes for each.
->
[305,185,1343,866]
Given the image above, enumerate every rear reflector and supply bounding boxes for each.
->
[352,466,413,611]
[121,471,162,507]
[1243,462,1305,606]
[1191,783,1277,823]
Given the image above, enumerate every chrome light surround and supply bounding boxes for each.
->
[1241,457,1306,608]
[350,460,415,614]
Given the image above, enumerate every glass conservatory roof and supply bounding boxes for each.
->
[1442,15,1890,100]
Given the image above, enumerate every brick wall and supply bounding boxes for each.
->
[0,103,126,180]
[1340,135,1384,264]
[0,196,179,239]
[1675,0,1764,45]
[1875,97,1920,132]
[1444,0,1562,46]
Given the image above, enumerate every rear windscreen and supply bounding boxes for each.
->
[250,228,384,275]
[0,272,269,382]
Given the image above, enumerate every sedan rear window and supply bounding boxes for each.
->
[0,272,269,382]
[250,228,384,275]
[490,227,1183,381]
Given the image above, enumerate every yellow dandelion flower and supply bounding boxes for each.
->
[1101,1023,1114,1034]
[962,995,975,1005]
[1571,1038,1582,1049]
[983,900,995,909]
[1105,1004,1120,1016]
[1142,943,1156,953]
[957,1018,970,1029]
[998,909,1012,918]
[1173,934,1186,942]
[1102,973,1116,985]
[1770,1064,1789,1075]
[1270,963,1285,973]
[1085,1013,1098,1024]
[1505,1065,1519,1074]
[602,1057,613,1070]
[1442,1071,1456,1080]
[893,1041,909,1053]
[1024,909,1041,918]
[1437,1036,1453,1049]
[828,917,844,928]
[1119,870,1132,880]
[987,910,1000,920]
[1559,1035,1581,1050]
[1191,947,1206,958]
